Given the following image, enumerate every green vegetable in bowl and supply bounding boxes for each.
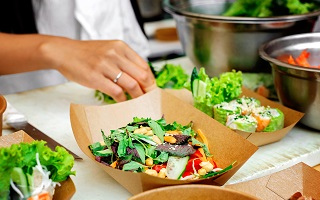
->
[223,0,320,17]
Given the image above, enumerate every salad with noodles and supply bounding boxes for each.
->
[0,141,75,200]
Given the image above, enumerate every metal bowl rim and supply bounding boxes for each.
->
[163,0,320,23]
[259,32,320,73]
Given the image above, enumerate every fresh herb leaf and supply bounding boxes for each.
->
[148,120,165,143]
[153,152,169,164]
[191,138,212,157]
[102,130,112,149]
[122,161,145,172]
[89,142,104,152]
[146,145,156,158]
[202,162,235,178]
[133,143,145,164]
[117,138,128,157]
[94,149,113,157]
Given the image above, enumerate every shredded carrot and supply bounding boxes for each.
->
[287,55,296,65]
[295,50,311,67]
[197,129,210,152]
[110,160,118,168]
[28,192,51,200]
[198,148,207,161]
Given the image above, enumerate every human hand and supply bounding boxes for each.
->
[46,38,156,102]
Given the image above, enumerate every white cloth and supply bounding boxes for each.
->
[32,0,150,59]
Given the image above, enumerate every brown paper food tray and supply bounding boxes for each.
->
[166,87,304,146]
[226,162,320,200]
[70,88,258,195]
[129,184,259,200]
[0,131,76,200]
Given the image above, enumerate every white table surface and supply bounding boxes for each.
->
[2,57,320,200]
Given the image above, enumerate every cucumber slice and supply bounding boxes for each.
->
[166,156,189,180]
[11,167,30,197]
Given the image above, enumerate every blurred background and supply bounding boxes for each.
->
[130,0,184,62]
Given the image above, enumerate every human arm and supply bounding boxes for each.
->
[0,33,156,102]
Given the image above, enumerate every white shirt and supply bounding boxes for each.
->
[0,0,150,94]
[32,0,150,59]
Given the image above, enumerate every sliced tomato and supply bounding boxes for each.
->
[152,164,167,173]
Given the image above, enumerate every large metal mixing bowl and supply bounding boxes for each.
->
[163,0,320,76]
[259,32,320,130]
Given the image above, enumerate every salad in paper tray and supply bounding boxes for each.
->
[0,141,75,200]
[191,67,284,133]
[89,117,234,180]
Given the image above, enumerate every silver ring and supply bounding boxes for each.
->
[113,71,123,83]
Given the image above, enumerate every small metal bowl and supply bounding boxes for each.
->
[259,32,320,130]
[0,95,7,136]
[164,0,320,76]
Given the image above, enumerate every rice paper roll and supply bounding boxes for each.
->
[231,97,261,115]
[226,114,257,133]
[213,102,241,125]
[262,108,284,132]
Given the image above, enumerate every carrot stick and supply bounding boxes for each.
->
[197,129,210,152]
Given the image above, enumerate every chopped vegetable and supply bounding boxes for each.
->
[279,49,320,69]
[166,156,189,179]
[89,117,234,180]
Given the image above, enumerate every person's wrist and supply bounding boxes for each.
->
[37,36,72,70]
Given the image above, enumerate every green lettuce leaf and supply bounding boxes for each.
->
[191,67,242,117]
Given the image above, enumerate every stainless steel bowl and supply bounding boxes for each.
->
[163,0,320,76]
[259,32,320,130]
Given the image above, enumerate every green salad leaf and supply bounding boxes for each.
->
[155,63,189,89]
[123,161,145,171]
[191,67,242,117]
